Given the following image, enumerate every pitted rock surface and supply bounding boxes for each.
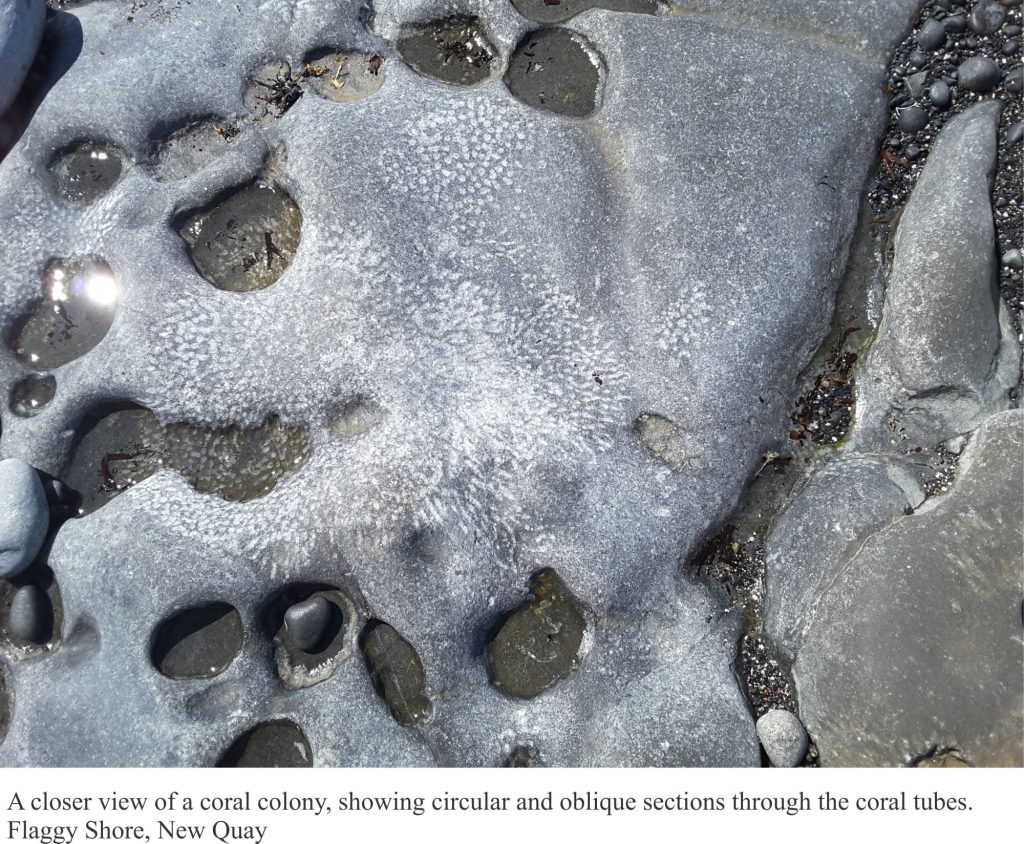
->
[0,0,929,765]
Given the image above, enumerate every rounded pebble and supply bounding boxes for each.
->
[898,105,929,133]
[957,55,1002,92]
[928,79,952,108]
[7,585,53,645]
[1002,248,1023,270]
[916,17,947,50]
[755,709,809,767]
[505,28,606,118]
[1004,65,1023,93]
[943,14,967,33]
[968,0,1007,35]
[51,142,124,204]
[1006,120,1024,146]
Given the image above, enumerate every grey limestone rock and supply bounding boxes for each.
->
[0,457,48,578]
[789,411,1024,767]
[853,101,1019,453]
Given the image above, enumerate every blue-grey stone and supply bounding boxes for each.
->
[0,0,45,114]
[0,458,48,578]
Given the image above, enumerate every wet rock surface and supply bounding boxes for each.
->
[50,141,124,203]
[177,182,301,292]
[218,719,312,768]
[8,257,119,371]
[398,17,497,87]
[487,568,587,699]
[60,407,310,514]
[505,28,605,117]
[361,621,432,727]
[148,118,237,182]
[151,602,243,680]
[510,0,661,26]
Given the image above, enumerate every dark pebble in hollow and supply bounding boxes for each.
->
[505,28,605,118]
[898,106,929,133]
[487,567,587,699]
[361,621,432,727]
[218,720,312,767]
[957,56,1002,92]
[7,585,54,645]
[1003,39,1020,55]
[1006,121,1024,146]
[916,17,947,50]
[151,602,243,679]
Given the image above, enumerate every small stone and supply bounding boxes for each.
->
[1007,121,1024,146]
[505,28,606,118]
[218,720,312,767]
[968,0,1007,35]
[916,17,947,50]
[151,602,243,680]
[928,79,952,107]
[1002,248,1024,269]
[909,49,929,68]
[905,144,922,161]
[1003,39,1020,55]
[1006,25,1023,37]
[0,458,48,578]
[1004,65,1023,93]
[957,56,1001,92]
[487,568,587,699]
[943,14,967,33]
[755,709,809,767]
[898,105,929,133]
[6,585,52,645]
[905,70,930,98]
[272,588,355,690]
[10,257,120,371]
[361,622,433,726]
